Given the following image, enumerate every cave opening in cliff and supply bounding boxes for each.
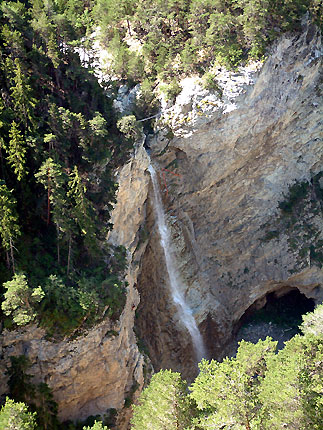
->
[229,288,315,355]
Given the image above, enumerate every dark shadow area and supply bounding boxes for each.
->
[242,289,315,329]
[226,288,315,357]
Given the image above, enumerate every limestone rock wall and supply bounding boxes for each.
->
[137,21,323,369]
[0,144,151,426]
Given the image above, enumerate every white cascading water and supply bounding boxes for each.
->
[148,164,207,363]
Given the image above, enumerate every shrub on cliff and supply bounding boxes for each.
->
[0,397,37,430]
[117,115,143,142]
[160,80,182,103]
[2,274,44,326]
[83,421,109,430]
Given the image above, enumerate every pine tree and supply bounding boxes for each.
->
[30,0,61,70]
[6,121,27,181]
[1,22,26,58]
[67,166,97,255]
[10,58,37,130]
[35,158,68,263]
[0,181,21,271]
[33,382,59,430]
[35,158,60,225]
[190,338,277,430]
[94,0,137,38]
[259,322,323,430]
[131,369,193,430]
[0,397,37,430]
[1,273,44,326]
[6,355,35,405]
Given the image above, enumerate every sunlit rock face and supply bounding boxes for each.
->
[137,20,322,371]
[0,316,144,424]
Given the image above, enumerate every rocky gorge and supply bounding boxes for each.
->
[135,18,322,379]
[0,18,322,427]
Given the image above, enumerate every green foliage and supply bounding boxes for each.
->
[6,356,35,403]
[2,273,44,326]
[6,355,59,430]
[260,332,323,430]
[301,304,323,336]
[134,306,323,429]
[124,381,140,408]
[117,115,142,141]
[83,420,109,430]
[190,338,277,429]
[95,0,321,80]
[261,173,322,269]
[278,180,309,213]
[202,72,223,97]
[67,165,97,250]
[261,229,280,242]
[35,157,67,239]
[6,121,27,181]
[0,0,131,336]
[160,80,182,102]
[0,397,37,430]
[9,58,37,130]
[134,79,159,120]
[131,369,193,430]
[39,274,83,336]
[38,270,126,338]
[0,181,20,255]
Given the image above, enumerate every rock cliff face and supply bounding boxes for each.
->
[0,145,150,426]
[0,20,321,424]
[136,21,323,373]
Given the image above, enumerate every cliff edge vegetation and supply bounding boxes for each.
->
[0,0,137,338]
[94,0,322,86]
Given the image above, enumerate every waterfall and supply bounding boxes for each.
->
[148,164,207,363]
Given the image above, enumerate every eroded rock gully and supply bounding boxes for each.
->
[136,21,323,374]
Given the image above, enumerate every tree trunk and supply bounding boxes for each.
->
[56,225,60,265]
[127,19,132,36]
[47,169,51,225]
[5,250,10,269]
[245,414,251,430]
[0,146,6,180]
[23,296,32,310]
[54,68,60,90]
[67,234,72,275]
[9,237,15,273]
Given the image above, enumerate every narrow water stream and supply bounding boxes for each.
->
[148,164,207,363]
